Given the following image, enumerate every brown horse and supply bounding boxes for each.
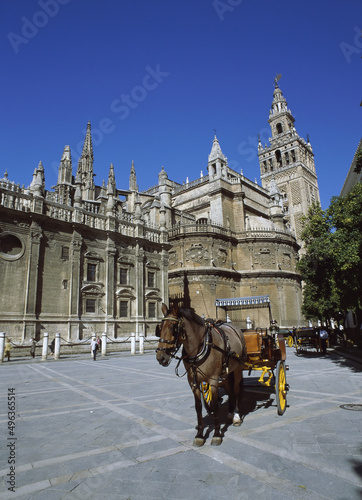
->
[156,303,247,446]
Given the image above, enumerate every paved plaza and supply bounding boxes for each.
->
[0,348,361,500]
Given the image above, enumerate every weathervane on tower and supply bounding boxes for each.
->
[274,73,282,88]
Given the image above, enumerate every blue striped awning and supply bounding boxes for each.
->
[215,295,270,307]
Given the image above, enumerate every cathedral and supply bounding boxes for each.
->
[0,82,320,342]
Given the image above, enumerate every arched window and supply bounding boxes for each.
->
[275,150,282,166]
[276,123,283,134]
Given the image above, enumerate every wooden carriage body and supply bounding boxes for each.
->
[240,328,288,415]
[243,329,286,369]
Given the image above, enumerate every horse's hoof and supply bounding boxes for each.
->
[227,412,234,422]
[193,438,205,447]
[211,436,222,446]
[232,412,242,426]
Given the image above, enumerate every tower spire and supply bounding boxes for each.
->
[76,121,95,200]
[258,79,320,247]
[81,121,94,160]
[129,160,138,191]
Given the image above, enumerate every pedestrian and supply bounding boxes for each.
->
[319,328,329,355]
[91,337,98,361]
[96,335,102,351]
[29,337,36,358]
[49,338,55,357]
[4,338,12,361]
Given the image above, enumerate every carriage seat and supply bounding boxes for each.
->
[243,330,266,357]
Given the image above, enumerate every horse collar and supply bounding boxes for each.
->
[182,325,212,365]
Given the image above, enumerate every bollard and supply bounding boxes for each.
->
[54,332,61,360]
[101,332,107,357]
[130,332,136,355]
[42,332,49,361]
[0,332,5,363]
[139,332,144,354]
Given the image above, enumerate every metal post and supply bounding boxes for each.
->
[139,332,144,354]
[42,332,49,361]
[101,332,107,357]
[0,332,5,363]
[130,332,136,355]
[54,332,60,360]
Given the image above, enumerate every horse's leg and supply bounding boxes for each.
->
[192,386,205,447]
[232,368,244,426]
[210,383,222,446]
[225,372,237,423]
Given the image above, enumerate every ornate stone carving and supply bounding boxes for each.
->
[169,250,177,268]
[254,247,275,268]
[281,252,291,269]
[216,247,227,265]
[186,243,209,264]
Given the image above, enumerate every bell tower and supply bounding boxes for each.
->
[258,77,320,245]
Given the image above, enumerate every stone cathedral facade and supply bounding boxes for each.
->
[0,83,319,342]
[0,124,170,343]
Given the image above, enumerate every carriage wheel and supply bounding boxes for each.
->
[275,361,288,415]
[287,335,294,347]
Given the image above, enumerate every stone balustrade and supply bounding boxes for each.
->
[0,184,164,244]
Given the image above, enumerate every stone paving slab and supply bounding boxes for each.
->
[0,349,361,499]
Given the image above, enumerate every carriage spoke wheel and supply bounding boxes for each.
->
[275,360,288,415]
[287,335,294,348]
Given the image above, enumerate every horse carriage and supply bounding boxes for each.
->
[156,303,289,446]
[294,327,321,354]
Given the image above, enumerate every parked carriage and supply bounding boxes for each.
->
[294,327,321,354]
[278,328,294,347]
[156,303,289,446]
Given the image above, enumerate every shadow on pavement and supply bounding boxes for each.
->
[349,447,362,499]
[200,381,276,443]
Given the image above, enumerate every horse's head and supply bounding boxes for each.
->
[156,302,182,367]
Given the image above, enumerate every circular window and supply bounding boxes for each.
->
[0,233,24,261]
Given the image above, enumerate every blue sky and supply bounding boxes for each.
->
[1,0,361,209]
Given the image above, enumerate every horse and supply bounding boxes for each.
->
[156,302,247,446]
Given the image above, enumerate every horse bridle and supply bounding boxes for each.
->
[155,315,185,359]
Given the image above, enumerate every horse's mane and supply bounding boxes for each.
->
[179,307,205,326]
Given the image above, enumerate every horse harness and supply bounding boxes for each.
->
[156,315,244,382]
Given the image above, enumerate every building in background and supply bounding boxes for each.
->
[1,84,320,342]
[146,134,303,329]
[258,82,320,247]
[340,137,362,340]
[0,123,170,343]
[340,137,362,197]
